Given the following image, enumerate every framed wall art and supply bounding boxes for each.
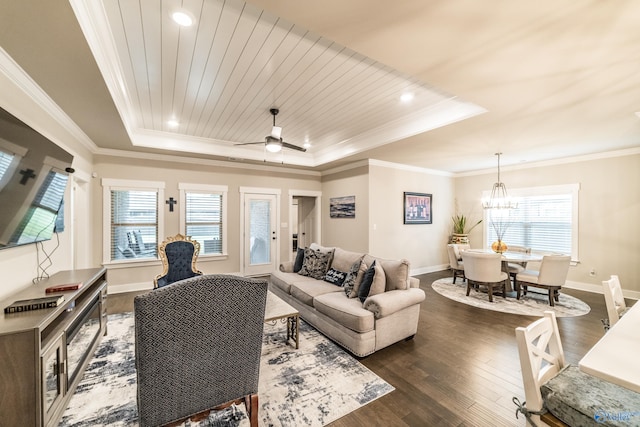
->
[330,195,355,218]
[403,192,432,224]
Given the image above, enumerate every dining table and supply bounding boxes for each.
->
[578,299,640,393]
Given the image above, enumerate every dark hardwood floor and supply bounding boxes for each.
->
[107,270,610,427]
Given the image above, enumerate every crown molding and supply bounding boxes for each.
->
[94,147,321,177]
[0,47,98,156]
[455,147,640,178]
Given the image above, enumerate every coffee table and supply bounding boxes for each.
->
[264,291,299,349]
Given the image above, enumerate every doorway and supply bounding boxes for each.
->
[241,188,280,276]
[289,190,321,260]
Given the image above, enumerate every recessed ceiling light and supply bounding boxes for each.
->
[167,119,179,128]
[303,142,311,149]
[400,93,414,103]
[172,11,193,27]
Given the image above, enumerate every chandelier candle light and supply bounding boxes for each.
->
[482,153,518,253]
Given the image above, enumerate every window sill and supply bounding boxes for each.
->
[103,258,162,269]
[199,253,229,261]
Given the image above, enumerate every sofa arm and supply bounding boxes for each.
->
[363,288,426,319]
[409,277,419,288]
[279,261,294,273]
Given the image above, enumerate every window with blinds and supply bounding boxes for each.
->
[110,190,158,260]
[184,191,223,255]
[484,184,579,259]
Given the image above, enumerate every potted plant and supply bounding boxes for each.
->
[450,214,482,244]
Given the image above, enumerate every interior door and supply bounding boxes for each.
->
[244,194,278,276]
[297,196,316,248]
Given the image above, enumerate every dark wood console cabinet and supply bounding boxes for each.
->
[0,267,107,426]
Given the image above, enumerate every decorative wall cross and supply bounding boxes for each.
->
[166,197,177,212]
[19,168,36,185]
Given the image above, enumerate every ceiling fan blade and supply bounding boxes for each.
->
[281,141,307,152]
[234,141,265,146]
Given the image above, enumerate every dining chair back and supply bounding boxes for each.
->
[460,250,508,302]
[515,311,566,426]
[446,243,469,283]
[602,275,627,330]
[516,255,570,306]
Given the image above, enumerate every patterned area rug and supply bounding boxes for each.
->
[59,313,393,427]
[431,277,590,317]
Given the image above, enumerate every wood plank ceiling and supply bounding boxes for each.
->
[71,0,484,166]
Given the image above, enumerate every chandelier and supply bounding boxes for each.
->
[482,152,518,210]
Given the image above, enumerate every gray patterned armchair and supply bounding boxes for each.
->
[154,234,202,288]
[134,274,268,427]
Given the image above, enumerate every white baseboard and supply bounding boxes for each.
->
[410,264,450,277]
[108,281,152,294]
[563,280,640,300]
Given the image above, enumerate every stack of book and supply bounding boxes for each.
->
[4,295,65,314]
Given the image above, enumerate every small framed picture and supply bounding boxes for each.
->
[330,195,355,218]
[403,192,432,224]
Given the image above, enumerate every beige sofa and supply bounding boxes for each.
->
[270,244,426,357]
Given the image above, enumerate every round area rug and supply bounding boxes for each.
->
[431,277,590,317]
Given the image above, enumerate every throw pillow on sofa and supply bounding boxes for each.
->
[343,259,362,296]
[324,267,347,286]
[357,261,386,302]
[293,247,305,272]
[298,248,332,280]
[348,260,369,298]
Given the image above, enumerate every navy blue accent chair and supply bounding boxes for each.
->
[154,234,203,288]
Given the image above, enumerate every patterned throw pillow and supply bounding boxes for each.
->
[343,259,362,296]
[298,248,332,280]
[324,267,347,286]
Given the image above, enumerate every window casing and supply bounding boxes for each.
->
[483,184,579,261]
[102,179,164,263]
[179,183,228,256]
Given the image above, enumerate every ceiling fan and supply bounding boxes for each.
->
[235,108,306,153]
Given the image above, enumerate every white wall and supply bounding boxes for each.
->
[93,154,321,293]
[455,152,640,295]
[0,56,95,301]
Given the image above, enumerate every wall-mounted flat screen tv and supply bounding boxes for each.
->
[0,106,73,250]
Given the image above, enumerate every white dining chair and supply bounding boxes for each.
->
[602,275,629,330]
[460,250,508,302]
[515,311,566,427]
[505,245,531,287]
[516,255,570,306]
[446,243,469,284]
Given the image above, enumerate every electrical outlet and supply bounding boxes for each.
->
[589,269,596,277]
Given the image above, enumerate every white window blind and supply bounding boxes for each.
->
[184,192,223,255]
[484,184,579,259]
[110,190,158,260]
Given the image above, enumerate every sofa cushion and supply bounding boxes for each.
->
[271,270,318,294]
[369,261,387,297]
[293,248,305,272]
[331,248,365,272]
[313,292,375,333]
[349,260,369,298]
[298,248,332,280]
[290,280,343,307]
[324,267,347,286]
[380,258,410,291]
[358,261,377,302]
[342,259,362,297]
